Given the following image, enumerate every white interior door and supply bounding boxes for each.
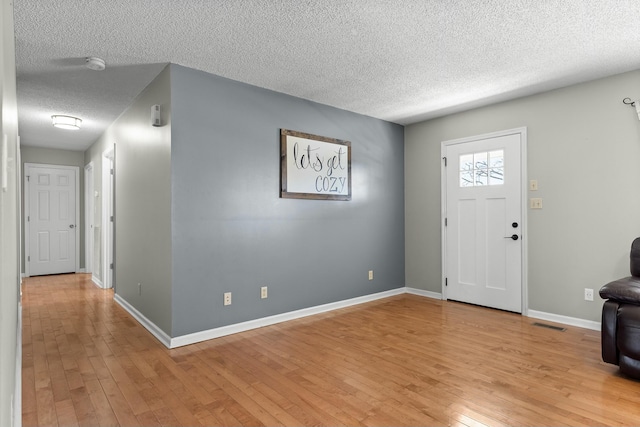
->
[443,130,525,313]
[102,148,114,289]
[26,164,78,276]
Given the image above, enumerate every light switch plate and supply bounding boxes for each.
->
[530,198,543,209]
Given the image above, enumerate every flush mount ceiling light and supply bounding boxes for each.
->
[85,57,106,71]
[51,115,82,130]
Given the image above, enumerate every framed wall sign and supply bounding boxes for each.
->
[280,129,351,201]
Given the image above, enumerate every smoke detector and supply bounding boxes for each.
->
[85,57,106,71]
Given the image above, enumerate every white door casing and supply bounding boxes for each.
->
[442,128,527,313]
[84,162,94,274]
[25,163,79,276]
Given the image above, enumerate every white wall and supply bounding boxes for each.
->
[84,65,172,334]
[0,0,21,425]
[406,70,640,322]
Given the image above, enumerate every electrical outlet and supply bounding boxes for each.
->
[368,270,374,281]
[138,283,141,295]
[529,179,538,191]
[261,286,268,299]
[224,292,232,306]
[584,288,594,301]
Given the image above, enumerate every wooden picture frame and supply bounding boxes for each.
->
[280,129,351,201]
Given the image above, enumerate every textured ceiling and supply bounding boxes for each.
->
[13,0,640,151]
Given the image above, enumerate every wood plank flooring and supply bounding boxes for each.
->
[22,273,640,426]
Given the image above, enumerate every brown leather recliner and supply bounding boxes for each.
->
[600,237,640,378]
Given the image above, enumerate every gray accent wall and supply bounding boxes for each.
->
[170,64,404,337]
[405,70,640,322]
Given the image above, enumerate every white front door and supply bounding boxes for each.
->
[26,164,78,276]
[443,129,525,313]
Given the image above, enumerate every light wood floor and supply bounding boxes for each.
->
[21,274,640,426]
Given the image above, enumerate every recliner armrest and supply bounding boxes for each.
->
[599,276,640,304]
[630,237,640,277]
[602,300,619,364]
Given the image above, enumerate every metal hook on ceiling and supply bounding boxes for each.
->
[623,97,640,121]
[623,97,636,107]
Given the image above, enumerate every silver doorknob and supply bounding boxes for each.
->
[69,224,75,229]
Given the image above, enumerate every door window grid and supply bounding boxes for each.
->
[460,150,504,187]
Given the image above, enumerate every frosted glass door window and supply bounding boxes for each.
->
[460,150,504,187]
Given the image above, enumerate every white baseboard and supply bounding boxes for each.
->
[406,287,443,300]
[113,294,172,348]
[14,303,22,427]
[116,287,404,349]
[527,309,601,331]
[91,275,104,289]
[405,290,600,331]
[170,287,406,348]
[115,284,602,350]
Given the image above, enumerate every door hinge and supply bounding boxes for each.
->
[110,215,114,222]
[28,256,30,262]
[442,156,447,167]
[444,218,447,226]
[27,216,30,222]
[110,169,114,175]
[26,175,30,182]
[110,263,114,269]
[445,277,448,287]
